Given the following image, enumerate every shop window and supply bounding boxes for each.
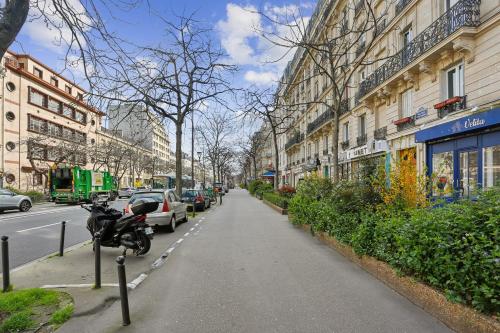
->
[401,89,413,118]
[483,145,500,188]
[459,150,478,198]
[445,63,464,99]
[432,151,454,196]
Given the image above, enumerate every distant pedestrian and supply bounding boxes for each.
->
[219,191,223,205]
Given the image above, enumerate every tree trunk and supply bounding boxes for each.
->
[252,157,257,180]
[191,113,195,188]
[0,0,29,60]
[175,123,183,196]
[329,52,340,183]
[271,128,279,190]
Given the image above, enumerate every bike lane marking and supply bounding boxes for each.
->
[16,220,71,233]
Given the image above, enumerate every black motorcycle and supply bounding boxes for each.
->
[82,198,157,256]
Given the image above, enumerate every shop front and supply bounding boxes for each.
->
[339,140,389,180]
[415,109,500,198]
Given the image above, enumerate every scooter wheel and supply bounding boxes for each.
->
[135,233,151,255]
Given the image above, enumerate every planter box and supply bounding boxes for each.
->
[296,224,499,333]
[262,198,288,215]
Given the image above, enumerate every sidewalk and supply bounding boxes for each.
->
[1,208,212,319]
[61,189,452,333]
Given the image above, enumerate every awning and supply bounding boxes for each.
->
[415,108,500,143]
[262,171,275,177]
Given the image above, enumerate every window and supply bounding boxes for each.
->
[33,67,43,79]
[324,135,329,152]
[446,0,459,10]
[307,143,311,158]
[75,110,86,123]
[28,116,46,133]
[314,81,319,99]
[29,144,46,160]
[65,85,72,94]
[47,122,62,137]
[401,89,413,118]
[314,140,319,155]
[6,81,16,92]
[29,88,46,107]
[402,27,413,47]
[358,114,366,136]
[432,151,454,196]
[47,147,59,161]
[48,98,62,113]
[77,92,83,101]
[6,142,16,151]
[62,104,74,118]
[50,77,59,87]
[446,63,464,98]
[63,127,74,141]
[343,122,349,141]
[75,131,86,143]
[483,145,500,187]
[6,111,15,121]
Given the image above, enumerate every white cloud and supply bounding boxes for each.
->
[244,70,278,86]
[21,0,91,53]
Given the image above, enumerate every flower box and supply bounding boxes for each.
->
[434,96,462,109]
[393,116,413,125]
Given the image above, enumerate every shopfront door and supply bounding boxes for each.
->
[457,150,478,198]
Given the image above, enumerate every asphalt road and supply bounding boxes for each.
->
[0,199,131,272]
[66,189,453,333]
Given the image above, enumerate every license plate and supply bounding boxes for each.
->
[144,227,154,235]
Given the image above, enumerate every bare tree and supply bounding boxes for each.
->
[256,0,391,181]
[91,15,237,195]
[239,132,264,181]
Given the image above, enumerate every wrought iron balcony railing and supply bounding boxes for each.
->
[355,40,366,58]
[436,95,467,118]
[285,132,305,150]
[374,19,387,39]
[357,134,368,146]
[339,99,350,115]
[307,110,334,134]
[374,126,387,140]
[358,0,480,100]
[395,0,413,16]
[341,140,350,150]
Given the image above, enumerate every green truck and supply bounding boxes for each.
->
[49,166,118,203]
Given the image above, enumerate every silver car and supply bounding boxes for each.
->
[127,189,187,232]
[118,187,136,198]
[0,189,32,212]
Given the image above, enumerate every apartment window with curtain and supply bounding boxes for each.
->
[314,140,319,155]
[323,135,329,152]
[358,114,366,136]
[445,63,464,99]
[401,89,413,118]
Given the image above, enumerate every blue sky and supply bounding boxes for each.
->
[8,0,315,148]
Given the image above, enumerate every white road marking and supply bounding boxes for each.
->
[0,207,79,221]
[128,273,148,289]
[166,247,175,254]
[184,232,190,237]
[195,223,199,226]
[176,238,184,244]
[190,227,195,231]
[17,221,70,233]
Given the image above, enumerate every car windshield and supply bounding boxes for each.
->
[182,190,198,197]
[130,192,164,203]
[120,188,130,191]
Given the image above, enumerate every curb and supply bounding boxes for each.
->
[262,198,288,215]
[296,223,499,333]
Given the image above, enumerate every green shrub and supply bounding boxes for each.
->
[6,187,45,203]
[263,192,290,209]
[248,180,264,195]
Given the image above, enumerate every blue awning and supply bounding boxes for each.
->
[415,108,500,143]
[262,171,275,177]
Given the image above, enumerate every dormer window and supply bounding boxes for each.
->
[50,77,59,87]
[77,92,83,101]
[65,85,72,95]
[33,67,43,79]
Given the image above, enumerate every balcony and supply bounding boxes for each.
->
[435,95,467,118]
[358,0,480,100]
[339,99,350,116]
[285,132,305,150]
[307,110,334,134]
[341,140,350,150]
[374,126,387,140]
[395,0,412,16]
[357,134,368,146]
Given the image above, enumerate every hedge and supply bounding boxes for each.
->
[263,192,289,209]
[6,187,46,203]
[289,176,499,315]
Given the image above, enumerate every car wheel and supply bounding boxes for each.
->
[166,216,176,233]
[19,200,31,212]
[183,214,188,222]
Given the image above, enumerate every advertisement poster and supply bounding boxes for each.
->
[92,172,104,187]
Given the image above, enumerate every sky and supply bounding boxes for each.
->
[7,0,316,153]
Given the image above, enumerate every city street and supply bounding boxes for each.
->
[61,189,452,333]
[0,199,130,272]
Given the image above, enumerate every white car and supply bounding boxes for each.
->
[127,189,187,232]
[0,189,32,212]
[118,187,136,198]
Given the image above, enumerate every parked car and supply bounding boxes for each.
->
[0,189,32,212]
[182,189,209,211]
[135,186,148,192]
[127,189,187,232]
[213,182,225,196]
[117,187,136,198]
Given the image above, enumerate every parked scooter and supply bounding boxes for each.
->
[82,198,157,256]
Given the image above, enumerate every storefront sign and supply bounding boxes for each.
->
[415,108,500,143]
[415,107,428,119]
[339,140,389,162]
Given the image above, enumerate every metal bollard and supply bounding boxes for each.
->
[116,256,131,326]
[59,221,66,256]
[2,236,10,292]
[192,200,196,218]
[94,232,101,289]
